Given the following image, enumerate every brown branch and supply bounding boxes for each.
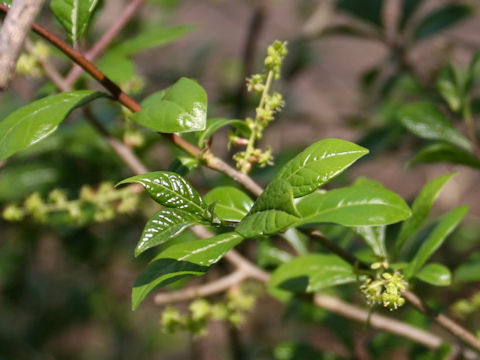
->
[64,0,146,87]
[6,4,480,354]
[0,0,46,89]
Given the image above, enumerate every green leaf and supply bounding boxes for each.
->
[436,64,464,113]
[395,172,456,256]
[414,4,473,41]
[337,0,384,28]
[416,263,451,286]
[132,232,243,309]
[398,102,472,152]
[405,206,468,278]
[135,209,201,256]
[131,78,207,133]
[454,252,480,283]
[276,139,369,198]
[0,90,103,161]
[96,53,135,84]
[296,186,411,227]
[268,254,355,293]
[400,0,425,29]
[236,180,300,238]
[204,186,253,222]
[111,25,194,56]
[117,171,210,218]
[197,118,244,148]
[408,143,480,169]
[353,226,386,258]
[50,0,99,44]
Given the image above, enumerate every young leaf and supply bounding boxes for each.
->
[50,0,99,44]
[204,186,253,222]
[414,4,473,41]
[276,139,369,198]
[415,263,451,286]
[135,209,202,256]
[110,25,194,56]
[398,102,472,152]
[296,186,411,227]
[454,252,480,283]
[405,206,469,279]
[394,172,456,256]
[0,90,103,161]
[117,171,210,218]
[132,232,243,310]
[130,78,207,133]
[236,180,300,238]
[353,226,386,258]
[268,254,356,293]
[408,143,480,169]
[197,118,244,147]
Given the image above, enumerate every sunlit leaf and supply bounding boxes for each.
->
[204,186,253,222]
[0,90,103,161]
[132,232,243,309]
[416,263,451,286]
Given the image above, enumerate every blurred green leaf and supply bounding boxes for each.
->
[399,0,424,29]
[131,78,207,133]
[408,143,480,169]
[353,226,386,258]
[405,206,468,278]
[268,254,355,293]
[395,172,456,256]
[204,186,253,222]
[276,139,368,198]
[236,180,300,238]
[118,171,210,218]
[135,209,201,256]
[296,186,411,227]
[96,53,135,83]
[337,0,384,28]
[454,252,480,283]
[50,0,99,43]
[132,232,243,309]
[414,4,473,41]
[111,25,194,56]
[436,64,464,113]
[196,118,244,147]
[416,263,451,286]
[398,102,472,152]
[0,90,103,161]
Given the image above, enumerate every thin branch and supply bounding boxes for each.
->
[64,0,146,87]
[154,270,248,305]
[0,0,46,89]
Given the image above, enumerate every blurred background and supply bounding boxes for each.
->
[1,0,480,359]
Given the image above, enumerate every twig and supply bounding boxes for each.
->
[64,0,146,87]
[5,5,480,354]
[0,0,46,89]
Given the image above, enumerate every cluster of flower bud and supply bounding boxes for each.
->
[16,41,50,78]
[160,285,258,337]
[2,182,138,225]
[264,40,288,79]
[360,262,407,311]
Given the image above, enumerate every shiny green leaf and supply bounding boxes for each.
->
[50,0,99,44]
[414,4,473,40]
[204,186,253,222]
[197,118,244,147]
[405,206,468,278]
[117,171,209,218]
[276,139,369,198]
[408,143,480,169]
[454,252,480,283]
[398,102,472,152]
[0,90,103,161]
[111,25,194,56]
[132,232,243,309]
[131,78,207,133]
[296,186,411,227]
[395,172,456,256]
[236,180,300,238]
[135,209,201,256]
[416,263,451,286]
[268,254,355,293]
[353,226,386,258]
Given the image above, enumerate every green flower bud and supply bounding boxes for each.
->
[2,204,25,221]
[189,299,211,321]
[161,306,185,333]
